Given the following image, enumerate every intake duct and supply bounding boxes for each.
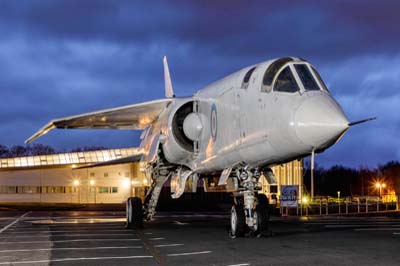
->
[171,101,203,152]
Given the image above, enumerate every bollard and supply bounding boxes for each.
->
[338,201,341,215]
[366,199,368,213]
[300,203,303,216]
[326,201,328,215]
[319,200,322,216]
[397,195,399,211]
[346,200,348,214]
[377,199,379,212]
[357,199,360,213]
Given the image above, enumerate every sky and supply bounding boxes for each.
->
[0,0,399,168]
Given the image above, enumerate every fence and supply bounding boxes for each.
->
[280,195,400,216]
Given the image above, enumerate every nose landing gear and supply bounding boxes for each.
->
[230,166,270,238]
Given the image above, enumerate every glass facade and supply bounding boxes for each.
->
[0,148,139,169]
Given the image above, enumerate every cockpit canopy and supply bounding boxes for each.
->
[260,57,329,93]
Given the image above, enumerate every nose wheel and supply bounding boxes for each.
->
[230,203,245,238]
[230,194,270,238]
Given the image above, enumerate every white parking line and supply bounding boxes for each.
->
[0,246,143,253]
[0,233,136,238]
[0,212,30,234]
[0,238,141,244]
[0,255,153,265]
[227,264,250,266]
[354,228,400,231]
[167,251,212,257]
[154,244,184,248]
[2,229,130,234]
[326,225,400,228]
[0,237,164,244]
[393,232,400,235]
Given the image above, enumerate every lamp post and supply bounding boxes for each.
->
[337,191,341,214]
[375,182,386,198]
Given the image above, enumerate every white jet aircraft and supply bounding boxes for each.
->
[27,57,374,237]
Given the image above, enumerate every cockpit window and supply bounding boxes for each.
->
[241,67,256,89]
[294,64,320,91]
[273,66,300,93]
[311,66,329,92]
[261,57,293,92]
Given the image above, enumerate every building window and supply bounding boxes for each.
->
[90,172,95,177]
[111,187,118,193]
[104,172,109,178]
[0,186,17,194]
[98,187,110,193]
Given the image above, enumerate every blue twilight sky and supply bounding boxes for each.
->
[0,0,399,168]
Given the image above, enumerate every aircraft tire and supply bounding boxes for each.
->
[126,197,143,229]
[255,194,269,234]
[230,204,245,238]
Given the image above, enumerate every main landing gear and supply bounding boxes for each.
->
[126,163,170,229]
[126,197,143,229]
[230,166,270,238]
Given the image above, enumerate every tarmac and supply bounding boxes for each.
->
[0,210,400,265]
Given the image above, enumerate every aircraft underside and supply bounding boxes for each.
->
[126,154,271,238]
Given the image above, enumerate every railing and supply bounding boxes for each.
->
[280,195,400,216]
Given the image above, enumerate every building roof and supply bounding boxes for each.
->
[0,148,140,170]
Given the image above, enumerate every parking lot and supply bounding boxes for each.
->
[0,210,400,265]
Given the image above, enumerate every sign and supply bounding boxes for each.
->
[280,185,299,207]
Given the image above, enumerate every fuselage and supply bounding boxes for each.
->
[145,57,349,174]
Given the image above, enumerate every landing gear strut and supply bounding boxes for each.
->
[126,161,171,229]
[230,166,270,237]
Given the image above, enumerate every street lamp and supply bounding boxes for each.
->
[375,182,386,198]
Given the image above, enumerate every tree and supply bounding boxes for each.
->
[30,144,56,155]
[8,145,29,157]
[0,144,9,158]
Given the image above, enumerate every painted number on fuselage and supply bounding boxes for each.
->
[211,103,217,141]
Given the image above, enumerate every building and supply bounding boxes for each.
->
[0,148,147,203]
[0,148,303,203]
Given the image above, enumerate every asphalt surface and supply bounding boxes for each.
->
[0,210,400,265]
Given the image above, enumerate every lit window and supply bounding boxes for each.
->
[111,187,118,193]
[98,187,110,193]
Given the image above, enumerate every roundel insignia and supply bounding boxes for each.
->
[210,103,217,141]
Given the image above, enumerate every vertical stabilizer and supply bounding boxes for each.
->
[163,56,175,98]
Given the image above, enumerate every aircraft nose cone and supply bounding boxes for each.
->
[294,96,349,148]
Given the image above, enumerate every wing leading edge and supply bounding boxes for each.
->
[26,98,172,144]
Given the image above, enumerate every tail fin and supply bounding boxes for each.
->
[163,56,175,98]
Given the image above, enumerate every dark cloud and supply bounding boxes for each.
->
[0,1,398,167]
